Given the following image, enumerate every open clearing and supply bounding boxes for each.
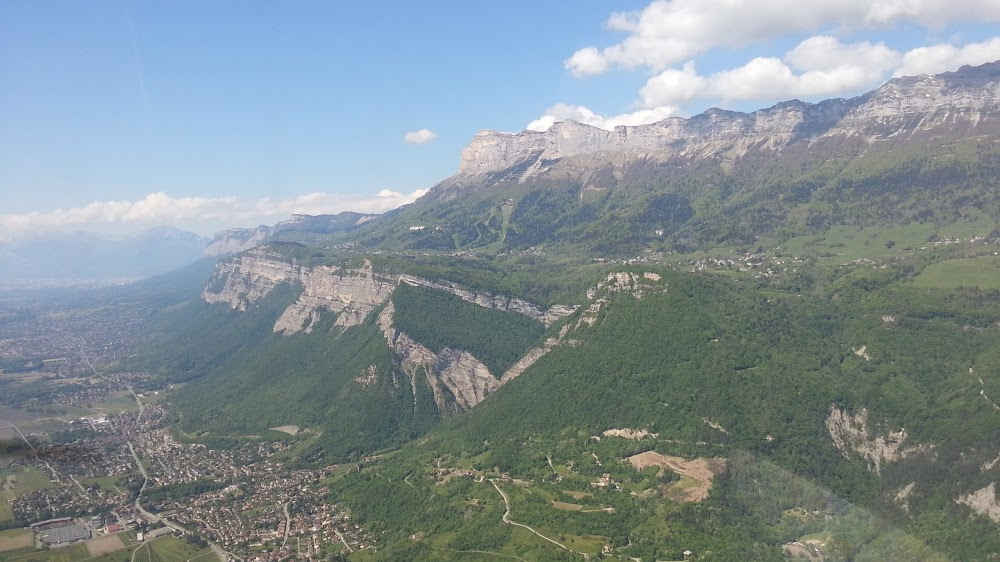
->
[3,466,57,500]
[0,529,33,552]
[84,533,126,556]
[551,500,583,511]
[146,535,215,561]
[911,257,1000,290]
[626,451,725,502]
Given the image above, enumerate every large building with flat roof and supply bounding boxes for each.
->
[39,523,90,545]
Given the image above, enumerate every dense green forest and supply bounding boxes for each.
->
[116,235,1000,560]
[317,260,1000,561]
[392,282,545,377]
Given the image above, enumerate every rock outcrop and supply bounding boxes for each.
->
[958,483,1000,522]
[398,275,575,326]
[825,406,924,475]
[203,255,678,414]
[377,302,499,412]
[202,248,298,311]
[204,250,575,336]
[203,226,271,257]
[202,249,394,333]
[204,212,380,257]
[453,62,1000,181]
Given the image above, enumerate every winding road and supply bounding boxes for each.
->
[490,479,585,558]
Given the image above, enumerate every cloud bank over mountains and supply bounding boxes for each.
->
[529,0,1000,131]
[0,189,428,241]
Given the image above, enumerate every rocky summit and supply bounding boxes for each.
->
[454,62,1000,184]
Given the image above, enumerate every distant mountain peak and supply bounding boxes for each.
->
[204,211,380,257]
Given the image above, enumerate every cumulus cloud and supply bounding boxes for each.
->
[637,35,1000,108]
[540,28,1000,133]
[526,103,679,132]
[640,37,900,107]
[894,37,1000,77]
[0,189,428,240]
[403,129,438,144]
[566,0,1000,76]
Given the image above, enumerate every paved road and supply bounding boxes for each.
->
[280,502,291,549]
[129,388,145,421]
[69,474,88,496]
[332,527,353,554]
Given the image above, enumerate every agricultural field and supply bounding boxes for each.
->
[910,256,1000,289]
[83,534,125,557]
[88,391,142,415]
[0,534,215,562]
[0,542,88,562]
[0,493,12,522]
[766,218,995,265]
[0,529,33,553]
[131,536,215,562]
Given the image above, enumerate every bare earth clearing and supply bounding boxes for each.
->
[626,451,725,502]
[85,533,126,556]
[270,425,300,435]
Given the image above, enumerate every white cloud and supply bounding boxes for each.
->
[566,0,1000,76]
[784,35,900,73]
[526,103,679,132]
[639,36,901,107]
[640,34,1000,110]
[0,189,428,239]
[638,61,708,107]
[894,37,1000,77]
[542,31,1000,132]
[403,129,438,144]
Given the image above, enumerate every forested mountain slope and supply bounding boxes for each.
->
[349,62,1000,255]
[130,62,1000,561]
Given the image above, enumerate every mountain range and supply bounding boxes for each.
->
[0,227,208,287]
[126,62,1000,561]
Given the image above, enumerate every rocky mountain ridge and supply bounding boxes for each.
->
[453,62,1000,182]
[204,212,379,257]
[0,227,208,286]
[201,248,578,411]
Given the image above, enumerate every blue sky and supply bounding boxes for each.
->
[2,0,1000,237]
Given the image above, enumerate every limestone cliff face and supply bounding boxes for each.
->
[201,248,394,334]
[273,264,395,334]
[202,248,298,311]
[454,62,1000,181]
[200,250,582,412]
[203,250,575,335]
[825,406,926,475]
[377,303,499,412]
[202,253,676,413]
[203,226,271,257]
[398,275,575,326]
